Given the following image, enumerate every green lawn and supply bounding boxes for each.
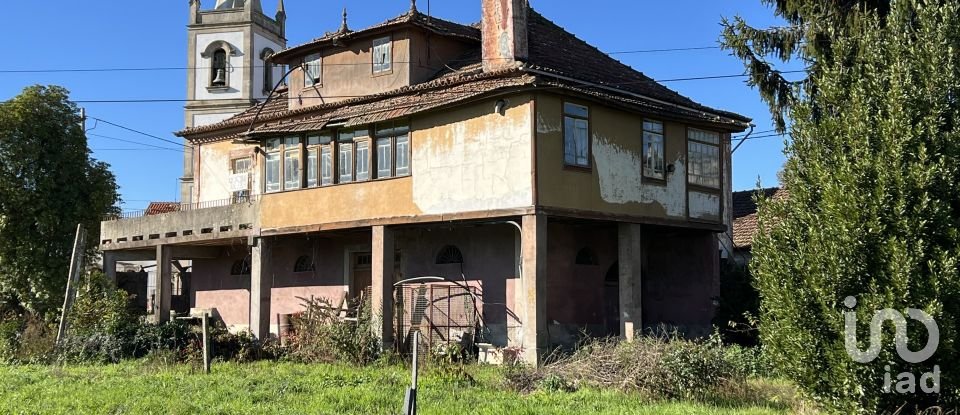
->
[0,361,804,414]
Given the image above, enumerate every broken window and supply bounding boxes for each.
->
[372,36,392,74]
[304,53,322,86]
[264,138,281,193]
[283,136,301,190]
[643,120,665,180]
[563,102,590,168]
[687,129,721,188]
[374,120,411,178]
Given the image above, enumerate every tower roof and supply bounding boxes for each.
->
[214,0,261,11]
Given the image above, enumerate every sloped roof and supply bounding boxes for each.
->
[180,5,749,139]
[732,187,788,249]
[270,9,480,63]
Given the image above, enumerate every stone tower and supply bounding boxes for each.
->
[181,0,287,203]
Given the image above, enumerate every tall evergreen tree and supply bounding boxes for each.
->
[723,0,960,412]
[0,85,120,316]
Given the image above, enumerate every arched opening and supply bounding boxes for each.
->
[211,49,227,87]
[435,245,463,265]
[294,255,315,273]
[230,257,251,276]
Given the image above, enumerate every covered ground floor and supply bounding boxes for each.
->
[103,214,720,363]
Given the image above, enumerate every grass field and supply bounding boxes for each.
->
[0,361,806,414]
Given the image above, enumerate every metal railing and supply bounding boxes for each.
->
[115,195,260,219]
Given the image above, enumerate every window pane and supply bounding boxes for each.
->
[372,37,392,73]
[321,146,333,185]
[395,134,410,176]
[377,137,392,178]
[284,149,301,190]
[356,141,370,181]
[283,136,300,147]
[643,120,663,134]
[306,148,318,188]
[564,116,590,167]
[688,128,720,145]
[265,152,280,192]
[265,138,281,152]
[643,130,664,180]
[687,141,720,188]
[339,143,353,183]
[305,54,321,86]
[563,102,589,118]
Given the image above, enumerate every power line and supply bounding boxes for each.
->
[91,148,181,151]
[0,46,728,74]
[87,133,181,151]
[87,117,186,147]
[59,69,808,104]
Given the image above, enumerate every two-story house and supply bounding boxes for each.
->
[99,0,750,363]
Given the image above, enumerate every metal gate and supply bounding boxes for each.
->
[394,283,479,356]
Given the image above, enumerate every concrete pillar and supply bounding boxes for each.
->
[250,237,273,340]
[618,223,643,340]
[371,225,395,348]
[103,251,118,284]
[519,214,547,364]
[155,245,173,323]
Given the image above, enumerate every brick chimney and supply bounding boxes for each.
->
[481,0,529,72]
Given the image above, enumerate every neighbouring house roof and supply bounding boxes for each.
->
[178,6,749,140]
[732,187,788,250]
[145,202,180,216]
[269,9,481,63]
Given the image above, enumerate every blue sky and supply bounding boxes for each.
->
[0,1,800,212]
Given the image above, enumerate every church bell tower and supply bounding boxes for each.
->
[181,0,287,203]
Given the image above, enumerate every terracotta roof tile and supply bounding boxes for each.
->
[732,187,788,249]
[145,202,180,216]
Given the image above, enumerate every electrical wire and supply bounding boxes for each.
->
[88,133,182,151]
[86,117,187,147]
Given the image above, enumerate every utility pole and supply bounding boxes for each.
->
[56,224,87,345]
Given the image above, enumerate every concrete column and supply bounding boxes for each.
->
[519,214,547,364]
[250,237,273,340]
[618,223,643,340]
[155,245,173,323]
[103,251,118,284]
[371,225,395,348]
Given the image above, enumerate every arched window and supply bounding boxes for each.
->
[435,245,463,265]
[230,258,251,276]
[294,255,315,273]
[211,49,227,87]
[575,247,599,266]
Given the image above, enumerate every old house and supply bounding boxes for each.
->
[99,0,750,363]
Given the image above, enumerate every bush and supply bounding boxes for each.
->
[287,297,379,365]
[503,334,760,400]
[57,271,143,363]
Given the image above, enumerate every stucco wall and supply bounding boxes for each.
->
[411,96,534,215]
[536,93,730,224]
[253,32,284,100]
[197,140,259,203]
[258,96,534,230]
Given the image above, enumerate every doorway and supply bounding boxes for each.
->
[603,261,620,336]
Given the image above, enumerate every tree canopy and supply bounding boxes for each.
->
[723,0,960,411]
[0,85,120,316]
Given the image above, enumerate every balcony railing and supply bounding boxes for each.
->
[116,195,260,219]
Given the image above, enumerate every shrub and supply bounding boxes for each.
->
[287,297,379,365]
[503,334,759,400]
[58,271,143,363]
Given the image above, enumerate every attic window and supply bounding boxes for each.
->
[372,36,392,74]
[304,53,322,87]
[436,245,464,265]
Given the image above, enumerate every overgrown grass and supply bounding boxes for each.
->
[0,361,810,414]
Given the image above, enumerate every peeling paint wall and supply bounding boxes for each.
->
[688,191,721,222]
[536,93,691,220]
[412,96,533,215]
[197,140,259,203]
